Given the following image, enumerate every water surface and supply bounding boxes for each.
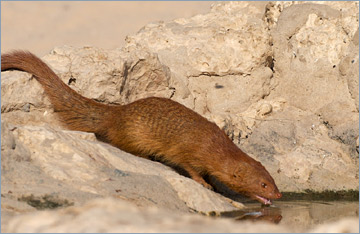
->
[221,200,359,232]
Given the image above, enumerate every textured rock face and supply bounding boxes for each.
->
[1,1,359,233]
[125,1,274,112]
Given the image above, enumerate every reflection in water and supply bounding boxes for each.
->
[220,201,359,232]
[221,205,282,224]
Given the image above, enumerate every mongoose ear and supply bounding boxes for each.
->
[233,167,241,178]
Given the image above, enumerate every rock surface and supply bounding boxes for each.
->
[5,197,359,233]
[1,1,359,233]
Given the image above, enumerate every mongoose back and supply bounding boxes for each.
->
[1,51,282,205]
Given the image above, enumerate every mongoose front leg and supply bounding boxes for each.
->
[183,165,213,190]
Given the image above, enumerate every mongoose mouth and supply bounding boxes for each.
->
[254,195,272,205]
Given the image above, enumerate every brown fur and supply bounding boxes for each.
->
[1,51,282,204]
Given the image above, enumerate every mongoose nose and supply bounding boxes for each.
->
[276,192,282,199]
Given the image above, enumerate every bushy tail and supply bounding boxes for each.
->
[1,50,109,134]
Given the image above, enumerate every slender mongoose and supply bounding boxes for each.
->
[1,51,282,205]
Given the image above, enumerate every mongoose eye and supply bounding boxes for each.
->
[261,183,267,188]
